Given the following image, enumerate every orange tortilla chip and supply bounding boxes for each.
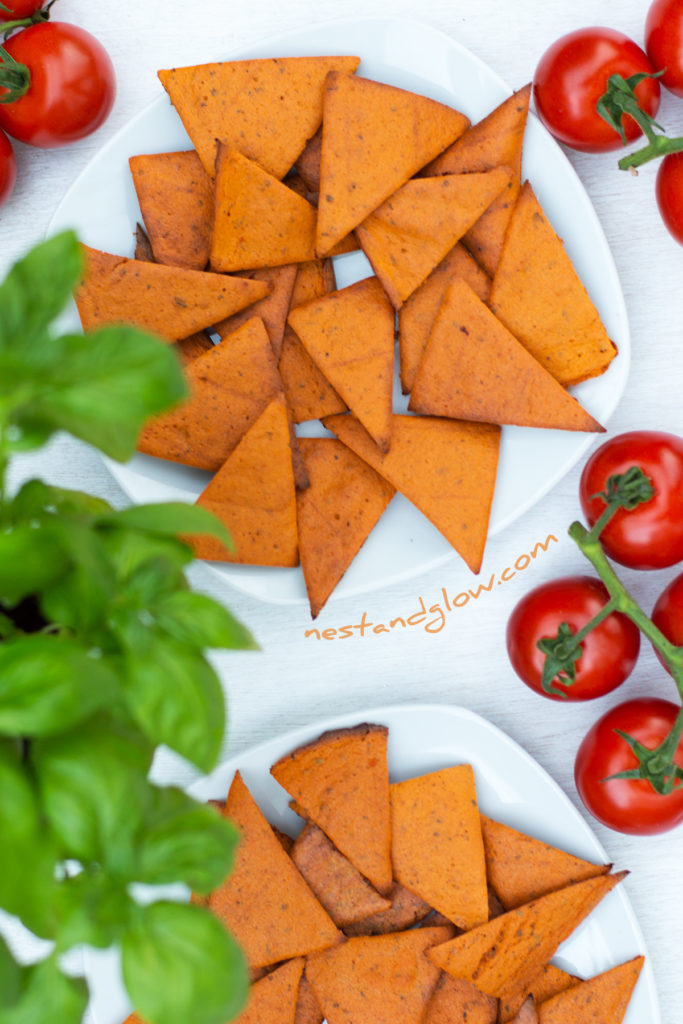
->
[137,316,282,470]
[174,330,214,365]
[215,263,298,359]
[296,437,395,617]
[408,278,604,432]
[538,956,644,1024]
[344,882,432,937]
[271,723,393,896]
[235,958,304,1024]
[295,974,324,1024]
[191,395,299,567]
[129,150,213,270]
[295,126,322,190]
[423,976,498,1024]
[481,814,611,911]
[158,55,360,179]
[424,85,531,276]
[398,242,490,393]
[74,245,269,342]
[292,823,392,927]
[134,222,155,262]
[208,771,341,967]
[391,765,488,930]
[510,996,539,1024]
[305,926,453,1024]
[427,871,627,1003]
[316,71,469,255]
[322,413,500,574]
[488,181,617,386]
[210,148,317,272]
[287,277,395,452]
[355,168,512,307]
[500,964,581,1022]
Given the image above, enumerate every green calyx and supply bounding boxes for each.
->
[605,726,683,795]
[597,70,683,171]
[0,44,29,103]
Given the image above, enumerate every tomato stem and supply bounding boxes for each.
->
[0,43,29,102]
[0,0,56,38]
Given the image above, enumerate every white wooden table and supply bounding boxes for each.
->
[2,0,682,1021]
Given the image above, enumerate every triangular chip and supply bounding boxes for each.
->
[208,771,341,967]
[355,168,512,307]
[424,975,498,1024]
[500,964,581,1022]
[287,277,395,451]
[391,765,488,930]
[235,959,304,1024]
[295,126,323,190]
[316,72,469,254]
[427,871,627,1002]
[137,316,282,470]
[295,975,324,1024]
[292,823,392,927]
[134,222,155,262]
[296,437,395,617]
[510,996,539,1024]
[305,926,453,1024]
[424,85,532,276]
[158,55,360,178]
[271,723,392,895]
[215,263,298,359]
[129,150,213,270]
[74,245,269,342]
[408,278,604,432]
[210,148,317,272]
[538,956,644,1024]
[344,882,432,937]
[481,814,611,911]
[488,182,617,385]
[191,395,299,567]
[398,241,490,393]
[322,413,500,574]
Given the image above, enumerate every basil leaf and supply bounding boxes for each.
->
[55,872,132,952]
[122,902,247,1024]
[103,502,233,549]
[0,955,88,1024]
[33,714,154,871]
[153,591,257,651]
[0,636,120,736]
[0,523,70,605]
[102,527,194,582]
[121,637,225,773]
[0,232,82,350]
[39,522,116,633]
[136,787,239,893]
[11,480,112,520]
[0,936,23,1009]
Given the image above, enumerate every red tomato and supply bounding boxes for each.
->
[0,127,16,206]
[506,576,640,701]
[646,0,683,98]
[651,571,683,674]
[0,0,45,20]
[579,431,683,569]
[575,698,683,834]
[533,27,661,152]
[0,23,116,147]
[656,153,683,245]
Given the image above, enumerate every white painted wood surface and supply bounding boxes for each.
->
[1,0,682,1020]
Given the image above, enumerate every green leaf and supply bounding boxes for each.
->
[39,522,116,633]
[122,902,248,1024]
[101,526,194,582]
[55,872,132,952]
[11,479,112,520]
[0,926,24,1009]
[103,502,233,549]
[0,955,88,1024]
[13,326,187,460]
[121,636,226,773]
[33,713,154,871]
[0,232,82,351]
[153,591,257,651]
[0,523,70,605]
[136,787,239,893]
[0,635,120,736]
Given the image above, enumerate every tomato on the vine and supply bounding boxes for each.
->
[646,0,683,98]
[0,126,15,206]
[0,0,45,20]
[656,153,683,245]
[579,431,683,569]
[0,23,116,147]
[506,575,640,701]
[575,698,683,834]
[533,27,661,153]
[652,570,683,673]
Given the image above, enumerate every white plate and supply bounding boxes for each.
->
[84,703,658,1024]
[48,16,630,608]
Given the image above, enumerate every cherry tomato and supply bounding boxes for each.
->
[0,23,116,148]
[0,0,45,20]
[0,127,16,206]
[651,571,683,674]
[506,576,640,701]
[579,431,683,569]
[656,152,683,245]
[646,0,683,98]
[533,27,661,152]
[575,697,683,834]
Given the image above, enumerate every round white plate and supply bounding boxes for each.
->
[48,16,630,607]
[83,703,658,1024]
